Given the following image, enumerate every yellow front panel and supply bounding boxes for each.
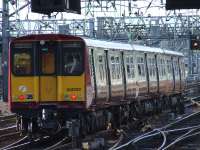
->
[11,75,39,102]
[57,74,85,102]
[40,76,57,102]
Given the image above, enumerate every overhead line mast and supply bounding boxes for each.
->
[2,0,9,102]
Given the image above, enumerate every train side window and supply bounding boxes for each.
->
[167,59,172,79]
[167,60,171,73]
[148,58,152,77]
[126,56,135,79]
[173,59,179,79]
[111,56,116,79]
[110,55,121,80]
[174,60,179,76]
[13,52,32,75]
[148,57,156,79]
[152,58,156,77]
[137,57,145,77]
[98,55,105,81]
[180,60,185,79]
[115,57,121,79]
[162,59,166,76]
[158,58,165,79]
[115,57,120,79]
[89,54,93,77]
[177,61,180,76]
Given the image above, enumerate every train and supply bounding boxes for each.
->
[9,34,186,136]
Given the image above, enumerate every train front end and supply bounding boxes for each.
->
[9,34,90,132]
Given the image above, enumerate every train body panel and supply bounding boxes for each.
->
[58,75,85,102]
[40,76,57,101]
[146,54,158,94]
[173,57,181,93]
[11,75,39,103]
[123,51,137,99]
[164,56,174,95]
[10,35,87,111]
[135,52,148,97]
[91,48,109,103]
[108,50,124,100]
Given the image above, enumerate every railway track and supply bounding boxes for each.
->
[0,125,18,140]
[184,96,200,108]
[0,114,16,120]
[0,128,70,150]
[112,111,200,150]
[0,114,16,129]
[0,85,199,150]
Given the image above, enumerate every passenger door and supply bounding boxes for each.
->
[38,42,57,102]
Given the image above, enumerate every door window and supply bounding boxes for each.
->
[39,42,56,75]
[41,49,55,74]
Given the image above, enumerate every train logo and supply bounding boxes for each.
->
[18,85,27,93]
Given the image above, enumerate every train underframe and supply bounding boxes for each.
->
[15,94,184,137]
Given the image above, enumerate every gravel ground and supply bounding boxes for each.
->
[0,102,11,116]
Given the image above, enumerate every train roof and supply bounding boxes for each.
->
[83,38,184,57]
[11,34,183,56]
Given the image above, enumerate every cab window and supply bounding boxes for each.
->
[12,43,33,75]
[13,52,32,75]
[62,41,84,75]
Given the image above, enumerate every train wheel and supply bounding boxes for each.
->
[20,117,28,134]
[28,121,33,134]
[16,116,21,132]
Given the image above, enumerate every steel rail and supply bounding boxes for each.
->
[155,129,167,150]
[1,136,50,150]
[0,131,20,139]
[0,125,16,131]
[108,131,125,150]
[44,137,69,150]
[0,136,28,150]
[113,111,200,150]
[162,129,200,150]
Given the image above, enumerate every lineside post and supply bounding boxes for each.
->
[2,0,9,102]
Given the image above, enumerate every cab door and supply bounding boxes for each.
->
[39,42,57,102]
